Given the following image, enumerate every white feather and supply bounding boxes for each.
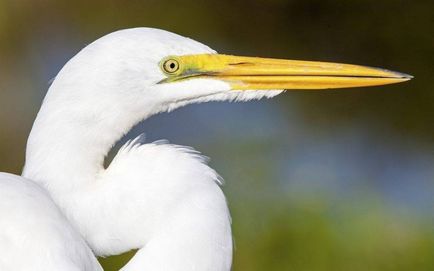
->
[0,173,102,271]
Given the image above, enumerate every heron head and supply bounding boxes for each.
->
[49,27,412,122]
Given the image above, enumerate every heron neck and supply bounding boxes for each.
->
[22,84,151,195]
[22,81,233,271]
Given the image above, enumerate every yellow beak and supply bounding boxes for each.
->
[160,54,412,90]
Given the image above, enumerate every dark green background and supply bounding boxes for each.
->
[0,1,433,270]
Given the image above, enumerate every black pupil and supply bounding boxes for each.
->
[169,62,176,69]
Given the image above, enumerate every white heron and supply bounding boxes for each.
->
[2,27,411,270]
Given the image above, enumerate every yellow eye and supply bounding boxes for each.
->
[162,59,180,74]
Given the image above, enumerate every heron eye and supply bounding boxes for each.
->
[162,59,180,74]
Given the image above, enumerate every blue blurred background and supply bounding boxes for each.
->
[0,0,433,270]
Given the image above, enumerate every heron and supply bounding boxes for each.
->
[1,27,411,270]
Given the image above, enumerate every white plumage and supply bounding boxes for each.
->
[23,28,248,270]
[0,173,102,271]
[0,27,409,270]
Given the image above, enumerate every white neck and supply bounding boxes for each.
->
[23,78,152,193]
[22,80,233,271]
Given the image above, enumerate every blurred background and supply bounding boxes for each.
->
[0,0,433,270]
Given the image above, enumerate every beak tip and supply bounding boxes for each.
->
[396,71,414,80]
[372,66,412,80]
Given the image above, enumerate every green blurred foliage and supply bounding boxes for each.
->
[0,0,433,270]
[231,196,434,271]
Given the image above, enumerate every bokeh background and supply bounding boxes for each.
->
[0,0,433,270]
